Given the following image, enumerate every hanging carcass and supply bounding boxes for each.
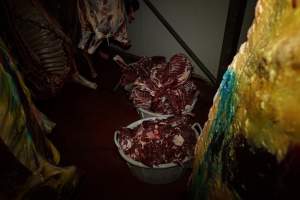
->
[4,0,97,99]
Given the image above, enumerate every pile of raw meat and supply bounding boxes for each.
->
[113,55,167,87]
[118,116,197,167]
[114,54,199,114]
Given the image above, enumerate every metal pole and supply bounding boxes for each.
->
[217,0,247,85]
[143,0,217,86]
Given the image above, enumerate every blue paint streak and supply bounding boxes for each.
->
[215,69,236,134]
[190,69,237,200]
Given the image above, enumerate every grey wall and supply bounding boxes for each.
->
[126,0,230,80]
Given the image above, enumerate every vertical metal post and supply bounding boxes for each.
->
[217,0,248,84]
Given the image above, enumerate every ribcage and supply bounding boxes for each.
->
[21,22,68,72]
[12,2,71,98]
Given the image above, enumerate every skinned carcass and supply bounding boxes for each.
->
[4,0,97,99]
[190,0,300,199]
[0,38,78,200]
[77,0,130,54]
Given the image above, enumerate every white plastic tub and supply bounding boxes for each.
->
[137,91,200,119]
[114,117,202,184]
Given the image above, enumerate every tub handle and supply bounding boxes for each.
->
[192,123,202,137]
[114,131,121,149]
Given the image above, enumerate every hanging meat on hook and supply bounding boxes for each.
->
[4,0,97,99]
[77,0,130,54]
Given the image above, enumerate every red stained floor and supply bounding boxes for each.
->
[37,58,214,200]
